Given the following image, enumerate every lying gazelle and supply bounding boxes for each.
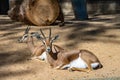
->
[38,28,103,72]
[18,26,64,61]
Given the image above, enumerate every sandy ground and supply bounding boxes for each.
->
[0,14,120,80]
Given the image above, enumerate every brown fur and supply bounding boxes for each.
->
[47,46,102,72]
[18,29,64,59]
[39,29,102,72]
[18,34,45,57]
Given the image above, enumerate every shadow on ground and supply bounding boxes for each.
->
[62,14,120,47]
[0,48,31,67]
[0,14,120,80]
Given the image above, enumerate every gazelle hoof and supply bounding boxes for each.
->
[68,68,74,72]
[86,70,91,73]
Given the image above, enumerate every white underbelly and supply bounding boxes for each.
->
[69,57,87,68]
[38,51,47,61]
[62,57,99,69]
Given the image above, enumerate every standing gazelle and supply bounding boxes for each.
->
[18,26,64,61]
[38,28,102,72]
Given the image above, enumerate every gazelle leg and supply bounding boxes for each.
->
[84,60,93,72]
[87,63,93,72]
[68,67,91,72]
[54,64,64,70]
[81,57,93,72]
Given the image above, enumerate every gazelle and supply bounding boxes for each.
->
[38,28,103,72]
[18,26,64,61]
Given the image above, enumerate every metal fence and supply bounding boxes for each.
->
[60,0,120,15]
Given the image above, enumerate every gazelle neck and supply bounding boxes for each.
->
[27,36,35,53]
[46,45,58,67]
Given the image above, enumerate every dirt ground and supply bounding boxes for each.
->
[0,14,120,80]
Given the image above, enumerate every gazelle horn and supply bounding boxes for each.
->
[49,28,51,40]
[25,26,30,34]
[40,29,46,39]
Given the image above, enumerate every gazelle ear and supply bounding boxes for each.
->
[51,35,59,42]
[31,32,39,37]
[31,32,46,45]
[30,32,43,39]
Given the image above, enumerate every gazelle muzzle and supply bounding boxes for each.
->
[46,46,51,53]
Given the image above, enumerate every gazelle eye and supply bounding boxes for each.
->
[24,35,28,38]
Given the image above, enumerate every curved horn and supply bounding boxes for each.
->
[49,28,51,40]
[40,29,46,39]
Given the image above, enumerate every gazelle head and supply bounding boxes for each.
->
[18,26,41,43]
[39,28,59,53]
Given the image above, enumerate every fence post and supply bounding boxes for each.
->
[71,0,88,20]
